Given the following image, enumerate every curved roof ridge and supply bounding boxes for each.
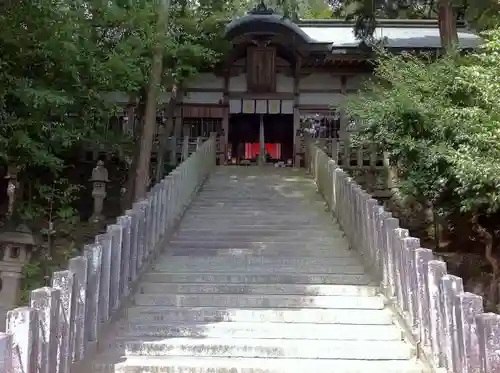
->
[224,1,313,44]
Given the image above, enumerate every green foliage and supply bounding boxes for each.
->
[0,0,237,305]
[330,0,500,41]
[20,262,44,305]
[0,0,233,223]
[344,28,500,220]
[0,0,155,172]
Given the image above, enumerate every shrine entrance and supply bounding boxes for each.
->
[228,113,293,164]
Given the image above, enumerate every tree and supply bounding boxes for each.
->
[133,0,172,201]
[329,0,480,48]
[343,29,500,308]
[129,0,235,202]
[0,0,159,230]
[330,0,500,47]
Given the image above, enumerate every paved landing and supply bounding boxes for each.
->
[92,166,424,373]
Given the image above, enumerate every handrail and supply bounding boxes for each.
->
[0,136,217,372]
[305,137,500,373]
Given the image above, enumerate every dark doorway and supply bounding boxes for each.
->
[228,114,259,160]
[228,113,294,162]
[264,114,294,162]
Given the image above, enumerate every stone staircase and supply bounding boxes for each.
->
[93,167,424,373]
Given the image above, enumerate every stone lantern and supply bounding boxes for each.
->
[89,160,109,223]
[0,224,34,330]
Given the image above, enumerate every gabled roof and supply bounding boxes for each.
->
[225,1,313,45]
[224,3,482,51]
[298,19,481,50]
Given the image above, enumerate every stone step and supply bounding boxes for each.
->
[176,227,337,233]
[113,321,401,340]
[180,218,330,225]
[176,224,336,230]
[182,212,327,218]
[166,241,349,250]
[133,293,385,309]
[168,248,355,258]
[173,226,337,234]
[187,207,322,212]
[106,338,414,360]
[154,256,360,267]
[124,306,393,324]
[151,262,364,275]
[175,227,339,233]
[140,272,372,285]
[151,262,362,273]
[186,204,322,210]
[171,235,345,242]
[91,356,424,373]
[138,283,378,297]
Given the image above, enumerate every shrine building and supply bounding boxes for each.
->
[115,2,482,167]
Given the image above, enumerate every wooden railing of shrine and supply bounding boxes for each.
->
[305,138,500,373]
[0,137,217,372]
[168,135,225,165]
[297,137,387,169]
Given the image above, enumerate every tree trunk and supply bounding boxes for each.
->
[133,0,171,201]
[438,0,458,51]
[124,93,146,210]
[154,85,183,183]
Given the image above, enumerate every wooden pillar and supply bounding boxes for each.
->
[339,75,348,141]
[222,72,229,165]
[293,64,301,167]
[259,114,265,166]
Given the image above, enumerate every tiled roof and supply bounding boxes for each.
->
[299,21,481,49]
[225,11,482,50]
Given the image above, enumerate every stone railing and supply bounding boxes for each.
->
[305,140,500,373]
[0,136,217,372]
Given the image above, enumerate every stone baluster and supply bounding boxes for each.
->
[414,248,433,348]
[0,137,219,373]
[456,292,483,373]
[68,257,87,363]
[126,209,139,284]
[117,215,132,298]
[83,243,102,346]
[0,333,12,372]
[147,190,156,250]
[382,216,399,298]
[403,237,420,338]
[159,179,169,235]
[95,233,112,324]
[7,307,37,373]
[440,274,464,372]
[107,224,123,313]
[372,204,384,279]
[153,184,161,244]
[477,313,500,373]
[51,270,75,373]
[427,260,448,367]
[30,287,60,373]
[392,228,409,311]
[132,201,145,272]
[304,137,500,373]
[365,198,378,269]
[145,195,154,258]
